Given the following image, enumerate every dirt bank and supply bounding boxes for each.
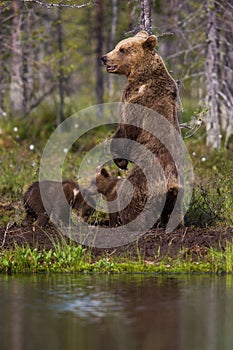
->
[1,223,232,260]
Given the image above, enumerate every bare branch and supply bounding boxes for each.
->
[177,3,205,29]
[167,43,203,60]
[22,0,93,9]
[157,31,174,39]
[183,114,205,139]
[0,222,13,249]
[28,85,56,113]
[218,91,232,107]
[221,82,233,107]
[182,72,205,81]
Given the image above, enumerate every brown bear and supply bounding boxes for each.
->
[23,180,95,227]
[101,31,184,231]
[86,167,122,227]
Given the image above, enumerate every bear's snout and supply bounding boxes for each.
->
[101,55,107,64]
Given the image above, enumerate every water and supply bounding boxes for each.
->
[1,274,233,350]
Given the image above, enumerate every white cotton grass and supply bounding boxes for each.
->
[201,156,206,162]
[29,144,35,151]
[13,127,18,132]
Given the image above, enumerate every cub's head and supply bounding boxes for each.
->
[86,167,119,197]
[85,167,109,196]
[101,31,157,77]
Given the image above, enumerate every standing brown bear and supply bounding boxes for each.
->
[23,180,95,227]
[101,31,184,231]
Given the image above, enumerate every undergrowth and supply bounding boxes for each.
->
[1,240,233,274]
[184,150,233,227]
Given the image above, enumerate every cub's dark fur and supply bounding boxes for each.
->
[23,180,94,227]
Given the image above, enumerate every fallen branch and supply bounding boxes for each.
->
[0,222,13,249]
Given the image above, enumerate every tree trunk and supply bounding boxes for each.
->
[56,6,65,127]
[220,3,233,150]
[95,0,104,117]
[108,0,118,98]
[22,9,35,114]
[10,0,24,117]
[205,0,221,149]
[140,0,152,35]
[37,11,54,110]
[0,7,7,118]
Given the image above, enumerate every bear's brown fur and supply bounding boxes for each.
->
[23,180,95,227]
[101,31,183,230]
[92,167,122,227]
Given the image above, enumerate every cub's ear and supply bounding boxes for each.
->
[142,35,157,50]
[100,167,110,178]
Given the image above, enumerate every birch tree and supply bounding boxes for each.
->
[205,0,233,150]
[10,0,24,117]
[56,6,65,126]
[0,4,8,118]
[162,0,232,150]
[22,8,35,113]
[95,0,104,117]
[205,0,221,149]
[219,2,233,150]
[108,0,118,98]
[140,0,152,34]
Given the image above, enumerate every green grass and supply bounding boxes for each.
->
[1,240,233,274]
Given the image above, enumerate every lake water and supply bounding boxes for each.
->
[1,274,233,350]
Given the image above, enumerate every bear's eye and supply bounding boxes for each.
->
[119,48,125,54]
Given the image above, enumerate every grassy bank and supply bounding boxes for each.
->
[1,239,233,274]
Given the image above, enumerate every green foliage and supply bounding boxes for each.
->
[208,241,233,274]
[0,141,40,201]
[1,240,233,274]
[179,97,199,124]
[185,150,233,227]
[51,239,88,272]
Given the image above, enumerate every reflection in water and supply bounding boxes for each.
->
[0,274,233,350]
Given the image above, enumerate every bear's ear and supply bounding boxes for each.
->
[142,35,157,50]
[135,31,149,39]
[96,165,102,174]
[100,168,110,178]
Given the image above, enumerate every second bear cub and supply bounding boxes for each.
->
[23,180,95,227]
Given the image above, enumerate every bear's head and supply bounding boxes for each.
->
[101,31,157,77]
[86,167,120,197]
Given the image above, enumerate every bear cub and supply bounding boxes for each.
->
[23,180,95,227]
[87,167,122,227]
